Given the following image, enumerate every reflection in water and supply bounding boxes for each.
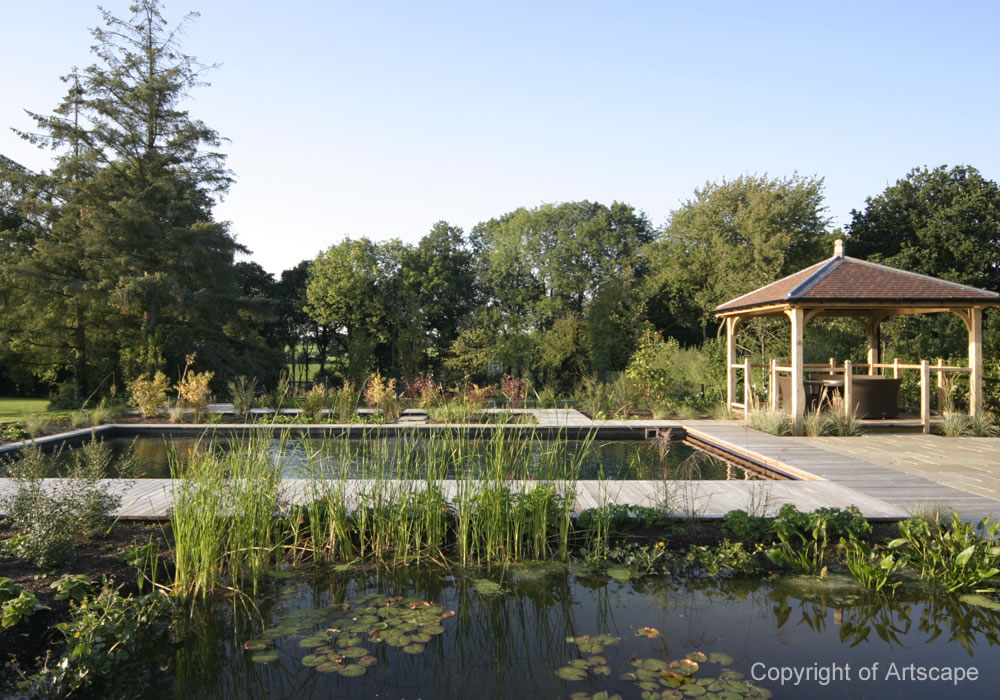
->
[56,434,750,481]
[108,569,1000,700]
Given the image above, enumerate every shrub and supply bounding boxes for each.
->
[364,373,401,422]
[127,371,171,418]
[625,330,676,407]
[500,374,529,409]
[176,370,214,416]
[298,383,333,422]
[402,371,443,408]
[333,381,360,422]
[0,441,133,568]
[227,376,257,418]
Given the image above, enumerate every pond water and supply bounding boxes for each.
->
[116,566,1000,699]
[71,436,753,481]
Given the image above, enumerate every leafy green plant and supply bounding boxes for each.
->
[0,577,22,602]
[840,536,906,593]
[117,539,163,592]
[889,512,1000,593]
[766,505,831,576]
[722,509,772,544]
[1,422,29,443]
[19,585,170,697]
[2,589,40,628]
[50,574,96,602]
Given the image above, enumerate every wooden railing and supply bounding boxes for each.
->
[731,357,972,433]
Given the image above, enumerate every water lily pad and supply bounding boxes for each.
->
[359,655,378,667]
[422,624,446,635]
[472,579,502,595]
[746,686,773,698]
[606,566,631,581]
[570,659,591,670]
[661,692,683,700]
[440,609,456,618]
[315,661,341,673]
[384,635,409,647]
[960,593,1000,611]
[402,643,425,654]
[641,658,671,672]
[587,655,607,665]
[251,651,280,664]
[620,672,638,682]
[719,670,744,681]
[670,658,699,675]
[301,654,326,667]
[339,664,366,677]
[635,627,660,638]
[243,640,270,650]
[556,666,589,681]
[638,681,659,691]
[592,664,613,676]
[298,636,326,648]
[710,653,735,666]
[340,646,368,658]
[686,651,708,663]
[681,686,706,697]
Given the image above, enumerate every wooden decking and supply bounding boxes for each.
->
[0,476,908,520]
[680,420,1000,522]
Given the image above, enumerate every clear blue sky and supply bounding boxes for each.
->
[2,1,998,275]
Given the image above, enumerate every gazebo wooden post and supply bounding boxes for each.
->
[969,307,983,417]
[785,308,806,428]
[843,360,853,418]
[920,360,931,433]
[725,316,737,411]
[865,316,880,375]
[769,359,778,410]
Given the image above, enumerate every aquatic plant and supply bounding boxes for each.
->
[840,536,906,593]
[889,512,1000,592]
[168,434,284,598]
[722,509,772,544]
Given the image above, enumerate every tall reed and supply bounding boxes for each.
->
[168,433,283,598]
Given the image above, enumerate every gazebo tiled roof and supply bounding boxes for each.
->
[714,253,1000,315]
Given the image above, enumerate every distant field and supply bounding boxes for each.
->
[0,397,50,423]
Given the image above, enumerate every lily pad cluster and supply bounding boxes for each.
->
[555,635,772,700]
[243,592,456,677]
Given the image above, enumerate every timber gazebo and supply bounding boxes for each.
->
[714,239,1000,432]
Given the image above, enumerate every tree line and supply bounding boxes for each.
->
[3,1,1000,407]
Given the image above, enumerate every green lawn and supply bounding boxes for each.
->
[0,397,51,423]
